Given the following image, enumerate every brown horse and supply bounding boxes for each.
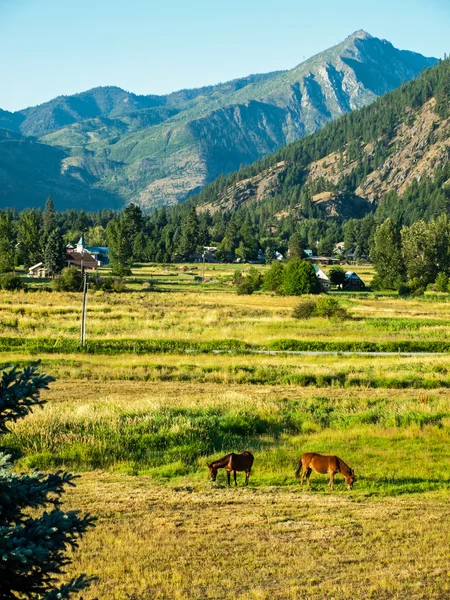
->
[208,451,254,486]
[295,452,355,490]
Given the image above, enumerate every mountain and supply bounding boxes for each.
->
[0,31,437,210]
[189,56,450,226]
[0,129,122,211]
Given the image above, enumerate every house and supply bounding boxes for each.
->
[27,262,48,278]
[344,271,365,290]
[66,251,99,271]
[73,236,110,266]
[314,265,331,291]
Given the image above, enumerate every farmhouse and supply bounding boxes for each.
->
[344,271,365,290]
[27,262,48,278]
[314,265,331,291]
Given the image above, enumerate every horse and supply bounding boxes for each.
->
[208,451,254,486]
[295,452,355,490]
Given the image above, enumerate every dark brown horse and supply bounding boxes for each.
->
[295,452,355,490]
[208,451,254,486]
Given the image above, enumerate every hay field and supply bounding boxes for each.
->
[1,277,450,598]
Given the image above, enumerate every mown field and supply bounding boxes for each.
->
[2,266,450,599]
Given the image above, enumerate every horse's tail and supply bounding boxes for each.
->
[295,458,302,478]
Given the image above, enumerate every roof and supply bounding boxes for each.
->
[67,251,98,268]
[345,271,361,278]
[86,246,109,254]
[29,262,44,270]
[314,265,330,280]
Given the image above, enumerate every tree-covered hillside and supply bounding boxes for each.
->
[0,31,436,210]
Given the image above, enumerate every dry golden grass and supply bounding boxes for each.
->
[61,472,450,600]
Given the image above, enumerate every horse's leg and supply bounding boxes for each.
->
[234,470,237,486]
[227,470,231,487]
[300,465,307,485]
[306,467,312,486]
[245,470,249,486]
[329,471,335,490]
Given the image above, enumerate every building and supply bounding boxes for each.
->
[314,265,331,291]
[344,271,365,290]
[27,262,48,278]
[66,251,99,271]
[71,236,110,266]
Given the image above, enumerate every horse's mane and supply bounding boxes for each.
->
[210,453,232,467]
[338,457,352,475]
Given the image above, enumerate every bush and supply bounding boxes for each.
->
[53,266,83,292]
[435,272,449,292]
[292,300,317,319]
[292,297,350,320]
[89,275,126,292]
[236,279,255,295]
[262,260,284,293]
[412,286,425,297]
[398,284,412,296]
[316,297,350,320]
[0,272,24,291]
[282,259,320,296]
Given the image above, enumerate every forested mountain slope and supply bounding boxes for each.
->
[191,56,450,226]
[0,31,436,210]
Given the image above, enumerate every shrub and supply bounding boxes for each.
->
[236,279,255,295]
[413,286,425,297]
[292,300,317,319]
[53,266,83,292]
[0,272,24,291]
[262,261,284,293]
[89,275,126,292]
[292,297,350,320]
[282,259,320,296]
[435,272,449,292]
[398,284,412,296]
[315,296,350,319]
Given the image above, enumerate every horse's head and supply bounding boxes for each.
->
[208,463,218,481]
[346,469,356,490]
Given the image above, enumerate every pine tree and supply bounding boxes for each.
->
[106,216,134,276]
[282,259,320,296]
[0,213,16,274]
[43,196,56,235]
[0,363,96,599]
[18,209,43,268]
[44,229,66,277]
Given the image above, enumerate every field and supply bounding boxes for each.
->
[2,264,450,599]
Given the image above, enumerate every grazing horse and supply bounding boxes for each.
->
[295,452,355,490]
[208,451,254,486]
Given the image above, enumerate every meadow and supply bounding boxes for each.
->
[1,264,450,599]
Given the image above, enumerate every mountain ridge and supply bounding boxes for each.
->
[0,31,438,210]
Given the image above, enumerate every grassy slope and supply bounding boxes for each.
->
[3,279,450,598]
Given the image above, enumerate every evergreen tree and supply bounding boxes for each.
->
[262,261,284,293]
[43,196,56,235]
[106,217,134,276]
[17,210,43,268]
[0,213,16,274]
[178,207,199,257]
[282,259,320,296]
[0,363,95,599]
[123,203,145,258]
[44,228,66,277]
[371,218,405,289]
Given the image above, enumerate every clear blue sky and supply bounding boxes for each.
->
[1,0,449,111]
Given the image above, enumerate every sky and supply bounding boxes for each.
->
[1,0,450,112]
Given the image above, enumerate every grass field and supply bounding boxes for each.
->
[2,265,450,598]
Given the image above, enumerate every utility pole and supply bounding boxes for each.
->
[202,252,206,284]
[80,270,89,346]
